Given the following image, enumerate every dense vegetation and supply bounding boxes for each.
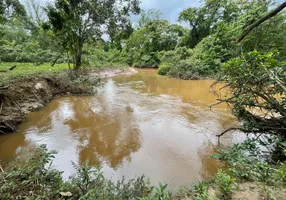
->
[0,139,285,199]
[1,0,285,78]
[0,0,285,199]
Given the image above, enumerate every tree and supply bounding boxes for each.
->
[178,0,224,48]
[237,1,286,43]
[24,0,45,26]
[124,20,184,67]
[214,51,285,138]
[0,0,26,23]
[106,14,134,51]
[45,0,140,70]
[137,8,162,29]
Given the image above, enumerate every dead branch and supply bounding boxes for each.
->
[237,1,286,43]
[0,164,7,183]
[217,127,242,137]
[0,119,15,132]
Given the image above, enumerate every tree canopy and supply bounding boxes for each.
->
[45,0,140,69]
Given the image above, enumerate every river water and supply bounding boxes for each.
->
[0,68,243,190]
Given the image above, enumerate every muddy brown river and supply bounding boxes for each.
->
[0,68,244,190]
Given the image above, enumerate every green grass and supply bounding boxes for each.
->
[0,62,70,85]
[0,62,130,86]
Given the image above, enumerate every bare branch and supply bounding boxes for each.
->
[216,128,242,137]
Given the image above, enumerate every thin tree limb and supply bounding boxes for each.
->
[216,128,242,137]
[237,1,286,43]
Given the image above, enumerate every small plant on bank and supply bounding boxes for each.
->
[192,181,211,200]
[215,169,236,200]
[139,182,172,200]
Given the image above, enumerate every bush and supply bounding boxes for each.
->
[168,60,201,80]
[82,43,129,68]
[215,169,236,199]
[0,146,153,200]
[158,62,172,75]
[157,47,193,77]
[192,181,210,200]
[213,138,286,186]
[159,36,223,80]
[219,51,286,138]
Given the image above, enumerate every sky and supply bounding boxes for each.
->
[21,0,201,24]
[133,0,284,23]
[22,0,284,24]
[133,0,200,23]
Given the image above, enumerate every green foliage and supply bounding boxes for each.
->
[215,169,236,199]
[139,183,172,200]
[0,145,64,199]
[82,42,129,69]
[168,60,201,80]
[137,9,162,29]
[158,63,172,75]
[168,36,223,79]
[0,62,69,85]
[213,138,286,186]
[162,0,286,80]
[219,51,286,137]
[0,147,153,200]
[0,18,63,64]
[46,0,140,70]
[157,47,192,76]
[0,0,27,23]
[192,181,210,200]
[124,20,184,67]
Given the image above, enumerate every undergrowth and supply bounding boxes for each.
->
[0,138,285,199]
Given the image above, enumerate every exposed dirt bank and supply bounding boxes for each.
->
[0,75,95,134]
[0,68,137,134]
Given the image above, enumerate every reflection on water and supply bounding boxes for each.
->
[0,69,243,189]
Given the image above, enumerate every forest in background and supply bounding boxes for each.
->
[1,0,285,79]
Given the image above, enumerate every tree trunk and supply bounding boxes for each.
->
[51,53,62,67]
[67,50,70,70]
[74,44,83,70]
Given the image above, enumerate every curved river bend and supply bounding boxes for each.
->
[0,69,243,190]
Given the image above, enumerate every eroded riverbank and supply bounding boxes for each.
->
[0,67,137,134]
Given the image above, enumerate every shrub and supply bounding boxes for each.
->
[215,169,236,199]
[213,138,286,186]
[192,181,210,200]
[0,146,170,200]
[158,62,172,75]
[168,60,201,80]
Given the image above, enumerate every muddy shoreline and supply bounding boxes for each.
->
[0,67,137,134]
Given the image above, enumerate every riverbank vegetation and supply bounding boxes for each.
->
[0,0,285,199]
[1,139,285,199]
